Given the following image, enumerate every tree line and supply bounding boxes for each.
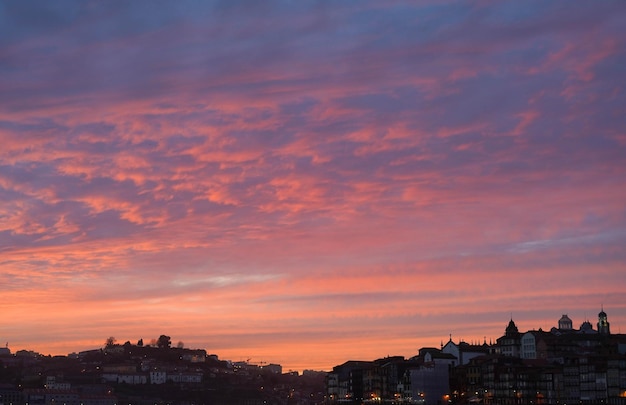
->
[105,334,185,349]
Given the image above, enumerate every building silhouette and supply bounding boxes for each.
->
[326,308,626,405]
[558,314,573,331]
[599,307,611,335]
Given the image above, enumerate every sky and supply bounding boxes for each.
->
[1,0,625,372]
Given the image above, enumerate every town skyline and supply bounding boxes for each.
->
[2,1,625,374]
[2,308,622,372]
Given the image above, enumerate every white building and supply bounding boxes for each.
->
[102,372,148,384]
[167,372,203,383]
[442,339,489,366]
[150,370,167,384]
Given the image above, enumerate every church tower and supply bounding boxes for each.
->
[597,307,611,335]
[496,319,521,357]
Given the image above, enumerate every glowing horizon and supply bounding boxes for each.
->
[1,1,625,372]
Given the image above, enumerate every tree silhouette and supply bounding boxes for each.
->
[157,335,171,349]
[105,336,116,347]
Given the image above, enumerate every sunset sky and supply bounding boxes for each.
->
[1,1,625,372]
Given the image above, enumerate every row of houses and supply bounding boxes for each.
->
[101,368,202,385]
[0,345,214,404]
[326,310,626,404]
[2,387,117,405]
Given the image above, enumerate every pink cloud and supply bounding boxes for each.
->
[1,1,625,372]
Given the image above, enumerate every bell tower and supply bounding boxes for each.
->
[597,307,610,335]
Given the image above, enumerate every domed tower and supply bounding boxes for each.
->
[558,314,573,331]
[597,308,610,335]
